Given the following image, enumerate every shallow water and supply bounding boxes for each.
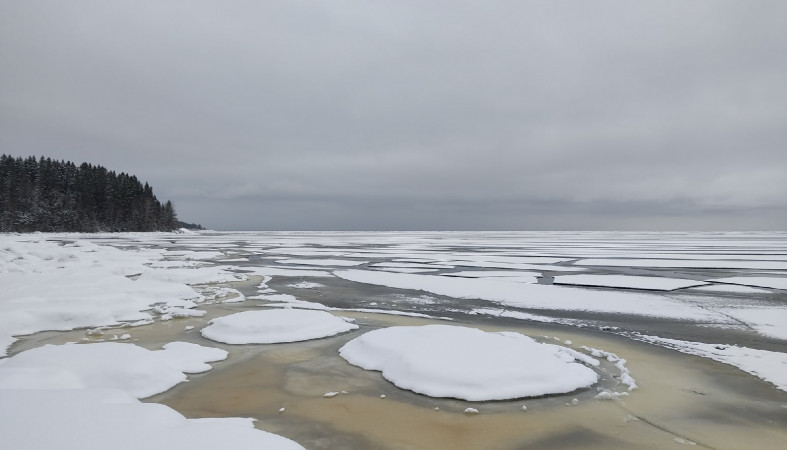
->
[120,307,787,450]
[10,306,787,449]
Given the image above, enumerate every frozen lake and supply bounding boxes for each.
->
[2,231,787,449]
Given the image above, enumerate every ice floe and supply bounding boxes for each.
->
[718,308,787,340]
[339,325,598,401]
[0,341,226,398]
[335,270,723,321]
[0,389,305,450]
[275,258,368,267]
[0,238,206,356]
[578,258,787,270]
[706,276,787,291]
[689,284,772,294]
[553,274,707,291]
[370,262,455,270]
[630,334,787,392]
[201,309,358,344]
[443,270,541,278]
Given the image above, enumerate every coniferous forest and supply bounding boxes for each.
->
[0,155,184,232]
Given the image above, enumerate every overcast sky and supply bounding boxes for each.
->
[2,1,786,231]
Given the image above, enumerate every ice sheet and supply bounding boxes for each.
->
[553,274,707,291]
[335,270,724,321]
[275,258,368,267]
[689,284,773,294]
[578,258,787,270]
[718,308,787,340]
[706,277,787,290]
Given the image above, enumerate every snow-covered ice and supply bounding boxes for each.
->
[0,341,226,398]
[631,334,787,392]
[240,266,333,278]
[552,274,707,291]
[0,237,208,356]
[718,308,787,340]
[249,293,330,310]
[371,262,455,270]
[689,284,773,294]
[578,258,787,270]
[156,341,229,374]
[275,258,368,267]
[201,309,358,344]
[0,389,305,450]
[580,346,637,391]
[443,270,541,278]
[339,325,598,401]
[334,270,724,321]
[706,277,787,291]
[3,231,787,448]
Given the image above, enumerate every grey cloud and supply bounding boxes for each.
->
[2,1,786,230]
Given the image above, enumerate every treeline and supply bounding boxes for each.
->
[1,155,181,232]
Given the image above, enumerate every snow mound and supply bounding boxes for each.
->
[339,325,598,401]
[201,309,358,344]
[0,342,226,398]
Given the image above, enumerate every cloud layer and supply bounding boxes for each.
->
[2,1,786,230]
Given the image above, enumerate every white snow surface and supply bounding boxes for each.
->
[578,258,787,270]
[156,342,229,374]
[0,237,211,356]
[443,270,541,279]
[719,308,787,340]
[334,270,724,321]
[201,309,358,344]
[0,389,305,450]
[707,277,787,290]
[370,262,455,269]
[339,325,598,401]
[275,258,368,267]
[0,341,226,398]
[689,284,772,294]
[553,274,707,291]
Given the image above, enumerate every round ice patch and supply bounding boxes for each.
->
[339,324,598,401]
[201,309,358,344]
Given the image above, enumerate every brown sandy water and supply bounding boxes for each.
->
[8,282,787,450]
[145,310,787,450]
